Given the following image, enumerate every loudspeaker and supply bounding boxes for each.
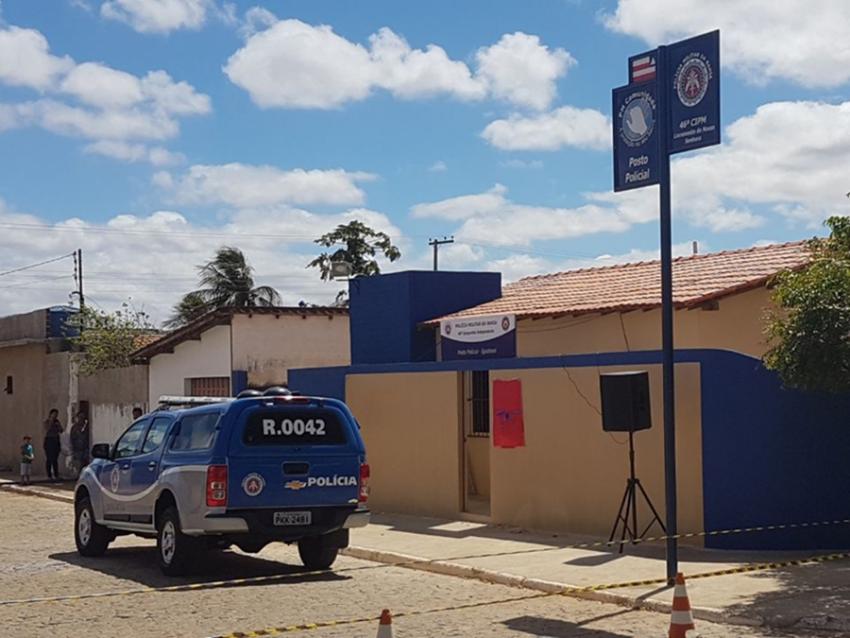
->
[599,371,651,432]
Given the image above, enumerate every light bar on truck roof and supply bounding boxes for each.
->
[157,395,235,408]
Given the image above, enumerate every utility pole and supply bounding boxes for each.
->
[428,236,454,271]
[73,248,85,314]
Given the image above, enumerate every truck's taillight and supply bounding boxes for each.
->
[206,465,228,507]
[359,463,370,503]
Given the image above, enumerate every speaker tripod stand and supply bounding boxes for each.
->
[608,430,666,552]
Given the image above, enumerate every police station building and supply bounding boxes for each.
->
[290,241,850,551]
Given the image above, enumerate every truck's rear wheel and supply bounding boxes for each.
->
[157,506,200,576]
[298,536,339,570]
[75,496,110,557]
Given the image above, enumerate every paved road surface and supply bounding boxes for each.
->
[0,491,824,638]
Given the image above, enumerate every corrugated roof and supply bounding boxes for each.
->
[430,241,810,323]
[132,306,348,361]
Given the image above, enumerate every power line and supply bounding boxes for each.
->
[0,252,75,278]
[0,222,318,241]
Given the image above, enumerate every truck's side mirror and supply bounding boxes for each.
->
[91,443,111,460]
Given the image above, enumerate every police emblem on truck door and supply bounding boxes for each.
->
[241,473,265,496]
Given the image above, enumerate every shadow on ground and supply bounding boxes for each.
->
[49,546,349,590]
[722,561,850,632]
[502,609,637,637]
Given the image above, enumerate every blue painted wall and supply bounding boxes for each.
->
[700,350,850,550]
[348,271,501,365]
[289,365,348,401]
[231,370,248,395]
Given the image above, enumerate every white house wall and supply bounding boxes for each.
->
[148,324,231,406]
[231,314,350,387]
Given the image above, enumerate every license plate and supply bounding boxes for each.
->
[273,511,311,526]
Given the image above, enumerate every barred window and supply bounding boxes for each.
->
[467,371,490,437]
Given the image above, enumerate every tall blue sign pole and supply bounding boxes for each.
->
[613,30,720,584]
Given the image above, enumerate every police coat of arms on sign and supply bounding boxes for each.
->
[675,53,712,107]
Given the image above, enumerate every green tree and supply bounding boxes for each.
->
[307,220,401,281]
[195,246,281,309]
[70,304,158,375]
[764,216,850,393]
[163,291,209,329]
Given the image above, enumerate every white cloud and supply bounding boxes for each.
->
[0,26,74,90]
[411,184,509,221]
[475,32,573,111]
[482,105,610,151]
[159,163,377,207]
[428,161,447,173]
[60,62,143,108]
[0,198,405,323]
[670,100,850,229]
[412,184,632,246]
[0,25,208,163]
[603,0,850,88]
[238,6,277,39]
[84,140,185,166]
[100,0,213,34]
[224,18,570,110]
[501,159,544,169]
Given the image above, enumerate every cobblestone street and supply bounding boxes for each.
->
[0,490,830,638]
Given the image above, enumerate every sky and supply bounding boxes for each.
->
[0,0,849,324]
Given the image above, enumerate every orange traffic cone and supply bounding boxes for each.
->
[668,573,697,638]
[376,609,393,638]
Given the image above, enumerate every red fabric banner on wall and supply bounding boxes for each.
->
[492,379,525,448]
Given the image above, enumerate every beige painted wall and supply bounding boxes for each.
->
[79,365,149,445]
[0,344,48,470]
[148,324,231,406]
[231,314,350,387]
[345,363,703,541]
[488,364,702,539]
[518,287,771,359]
[346,371,461,518]
[465,437,490,499]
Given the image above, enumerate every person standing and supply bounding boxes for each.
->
[43,408,63,482]
[20,435,34,485]
[70,410,89,477]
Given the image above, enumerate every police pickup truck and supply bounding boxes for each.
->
[73,389,370,576]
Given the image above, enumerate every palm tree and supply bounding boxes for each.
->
[196,246,281,308]
[163,291,209,329]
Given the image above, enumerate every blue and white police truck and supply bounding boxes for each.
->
[73,389,370,576]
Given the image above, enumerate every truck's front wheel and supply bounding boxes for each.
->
[75,496,110,557]
[298,535,339,570]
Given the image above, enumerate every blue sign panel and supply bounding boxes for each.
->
[440,314,516,361]
[667,30,720,154]
[612,81,660,192]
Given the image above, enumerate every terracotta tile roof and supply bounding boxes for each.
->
[431,241,811,322]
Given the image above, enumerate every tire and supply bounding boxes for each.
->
[75,496,110,557]
[298,536,339,570]
[157,506,200,576]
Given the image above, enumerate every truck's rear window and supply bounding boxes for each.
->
[242,408,348,446]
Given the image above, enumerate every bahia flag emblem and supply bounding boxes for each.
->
[492,379,525,449]
[630,54,656,82]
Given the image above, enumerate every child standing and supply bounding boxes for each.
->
[20,435,34,485]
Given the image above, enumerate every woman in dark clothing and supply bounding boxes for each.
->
[43,408,63,481]
[70,411,89,477]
